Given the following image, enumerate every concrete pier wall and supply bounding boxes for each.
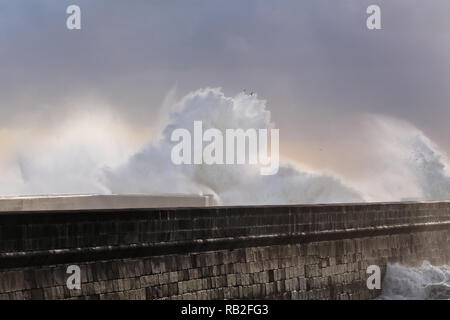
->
[0,200,450,300]
[0,194,213,211]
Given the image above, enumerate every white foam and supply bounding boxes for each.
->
[378,261,450,300]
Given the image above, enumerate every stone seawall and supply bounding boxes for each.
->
[1,201,450,300]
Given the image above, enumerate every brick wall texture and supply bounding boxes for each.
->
[1,201,450,300]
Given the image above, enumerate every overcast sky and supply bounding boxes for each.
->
[1,0,450,185]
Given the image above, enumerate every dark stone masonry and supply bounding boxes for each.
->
[1,201,450,300]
